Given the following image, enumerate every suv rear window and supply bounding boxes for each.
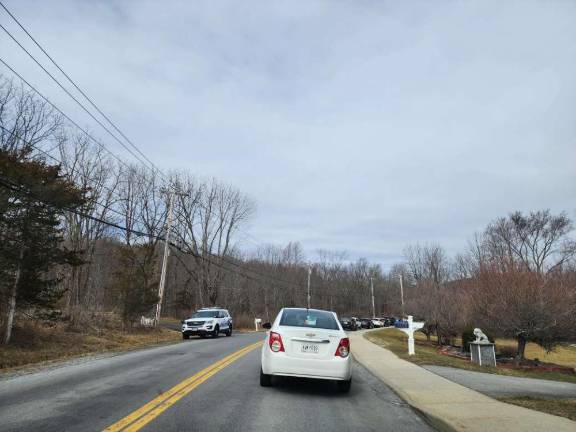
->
[280,309,339,330]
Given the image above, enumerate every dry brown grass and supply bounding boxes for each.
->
[416,332,576,368]
[498,397,576,422]
[0,320,180,371]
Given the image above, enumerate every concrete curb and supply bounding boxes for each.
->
[349,329,576,432]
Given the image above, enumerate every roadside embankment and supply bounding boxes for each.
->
[0,320,181,372]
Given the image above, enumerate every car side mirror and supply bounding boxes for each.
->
[262,322,272,330]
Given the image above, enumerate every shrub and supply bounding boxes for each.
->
[496,345,516,359]
[461,326,494,352]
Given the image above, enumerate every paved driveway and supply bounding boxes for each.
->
[423,365,576,398]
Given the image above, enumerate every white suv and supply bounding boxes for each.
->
[181,308,233,339]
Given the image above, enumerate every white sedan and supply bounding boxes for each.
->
[260,307,352,392]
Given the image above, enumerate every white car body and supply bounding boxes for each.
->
[261,308,352,386]
[181,308,232,339]
[371,318,384,328]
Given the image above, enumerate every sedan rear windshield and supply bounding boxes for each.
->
[280,309,339,330]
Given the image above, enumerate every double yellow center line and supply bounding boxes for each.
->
[103,340,262,432]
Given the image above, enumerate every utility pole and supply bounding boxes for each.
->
[155,190,176,326]
[399,274,405,318]
[307,267,312,309]
[370,276,376,318]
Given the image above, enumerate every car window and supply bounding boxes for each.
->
[279,309,339,330]
[191,310,219,318]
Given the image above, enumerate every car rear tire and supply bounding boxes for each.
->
[182,333,189,340]
[225,325,232,337]
[337,378,352,393]
[260,368,272,387]
[336,378,352,393]
[212,326,219,338]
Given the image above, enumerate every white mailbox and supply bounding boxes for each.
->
[395,315,425,355]
[254,318,262,331]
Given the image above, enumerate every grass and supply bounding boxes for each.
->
[497,397,576,422]
[365,329,576,384]
[0,321,181,371]
[496,339,576,369]
[446,334,576,368]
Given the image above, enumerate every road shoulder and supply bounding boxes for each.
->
[349,329,576,432]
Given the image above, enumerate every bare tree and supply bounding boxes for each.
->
[173,175,255,306]
[467,210,576,361]
[58,133,121,323]
[484,210,575,274]
[404,243,453,344]
[0,78,63,161]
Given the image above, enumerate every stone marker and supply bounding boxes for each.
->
[469,328,496,367]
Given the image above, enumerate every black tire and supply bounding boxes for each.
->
[225,325,232,337]
[212,326,219,338]
[337,378,352,393]
[182,333,189,340]
[260,368,272,387]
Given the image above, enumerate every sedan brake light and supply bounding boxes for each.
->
[269,331,285,352]
[335,337,350,358]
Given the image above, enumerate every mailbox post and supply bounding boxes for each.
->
[395,315,425,355]
[254,318,262,331]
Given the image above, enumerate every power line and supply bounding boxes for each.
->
[0,23,156,171]
[0,169,308,294]
[0,142,350,300]
[0,1,163,176]
[0,57,133,171]
[0,123,161,231]
[2,125,353,300]
[0,7,361,304]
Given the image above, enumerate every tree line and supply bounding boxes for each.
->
[395,210,576,362]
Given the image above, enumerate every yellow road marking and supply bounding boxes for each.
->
[103,341,262,432]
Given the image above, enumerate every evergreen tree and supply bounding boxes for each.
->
[0,148,85,344]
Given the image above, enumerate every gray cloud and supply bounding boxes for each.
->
[2,0,575,268]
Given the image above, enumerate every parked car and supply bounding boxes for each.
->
[260,307,352,393]
[380,316,395,327]
[371,318,384,328]
[351,317,362,330]
[360,318,374,329]
[339,317,357,331]
[181,307,233,339]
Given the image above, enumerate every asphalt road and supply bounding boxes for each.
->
[423,365,576,399]
[0,332,433,432]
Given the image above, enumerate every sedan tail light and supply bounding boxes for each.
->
[269,331,285,352]
[335,337,350,358]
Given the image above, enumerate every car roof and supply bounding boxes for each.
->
[281,307,335,314]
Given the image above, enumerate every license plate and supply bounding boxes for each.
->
[301,344,319,354]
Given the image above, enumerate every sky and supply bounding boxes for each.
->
[1,0,575,269]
